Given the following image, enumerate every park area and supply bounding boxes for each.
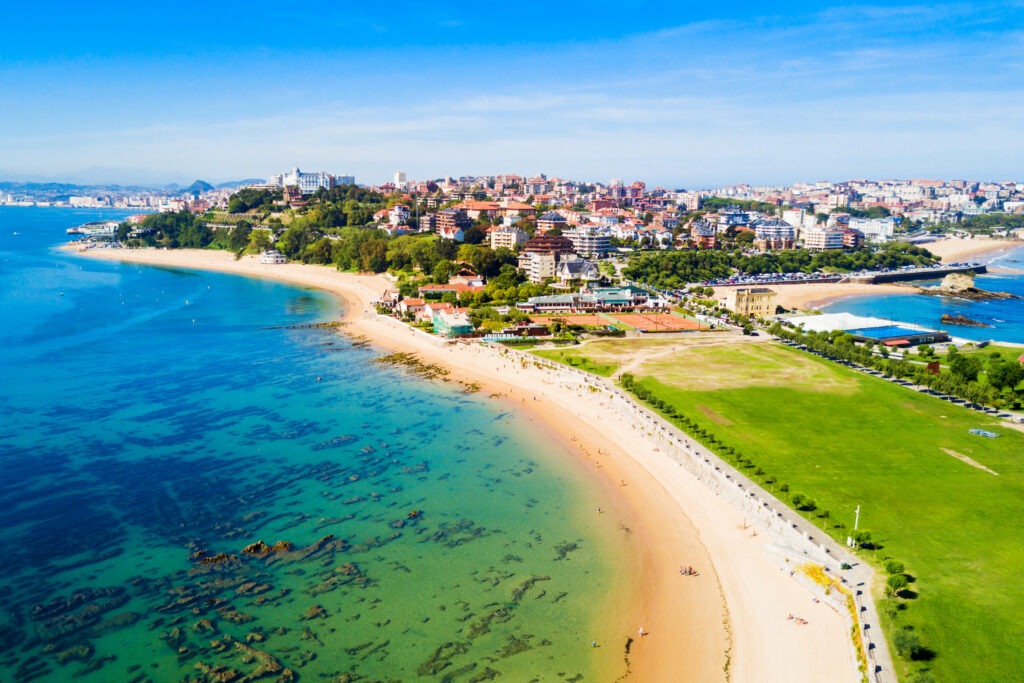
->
[533,335,1024,683]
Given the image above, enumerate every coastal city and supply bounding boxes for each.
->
[45,166,1024,683]
[6,2,1024,683]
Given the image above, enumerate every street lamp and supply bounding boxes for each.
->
[846,504,861,548]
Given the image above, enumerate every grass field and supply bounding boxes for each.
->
[534,337,1024,683]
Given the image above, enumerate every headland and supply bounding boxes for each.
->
[70,245,863,682]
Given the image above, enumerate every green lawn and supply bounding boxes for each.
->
[540,338,1024,682]
[532,348,618,377]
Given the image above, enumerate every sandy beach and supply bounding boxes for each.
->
[71,246,861,682]
[922,235,1022,263]
[716,236,1024,312]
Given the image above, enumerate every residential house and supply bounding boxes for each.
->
[389,204,411,226]
[436,208,472,238]
[438,225,466,242]
[397,298,426,317]
[690,220,717,249]
[555,256,601,284]
[536,211,568,234]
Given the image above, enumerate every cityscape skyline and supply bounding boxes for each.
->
[3,2,1023,186]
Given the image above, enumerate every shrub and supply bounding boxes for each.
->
[884,559,905,575]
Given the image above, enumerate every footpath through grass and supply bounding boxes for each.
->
[537,338,1024,683]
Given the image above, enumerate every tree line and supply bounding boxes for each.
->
[769,324,1024,409]
[624,242,939,289]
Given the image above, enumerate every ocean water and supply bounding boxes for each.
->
[0,208,626,682]
[824,244,1024,344]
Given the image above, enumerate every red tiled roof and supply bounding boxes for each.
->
[418,284,485,293]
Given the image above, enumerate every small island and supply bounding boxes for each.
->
[919,272,1017,301]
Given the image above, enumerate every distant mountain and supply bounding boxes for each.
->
[216,179,264,189]
[184,180,214,194]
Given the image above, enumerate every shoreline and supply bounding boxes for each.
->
[720,237,1024,313]
[69,245,861,682]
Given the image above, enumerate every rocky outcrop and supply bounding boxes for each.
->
[940,314,992,327]
[921,273,1017,300]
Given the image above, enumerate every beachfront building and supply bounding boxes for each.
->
[259,250,287,264]
[417,282,485,298]
[564,225,611,258]
[489,225,529,250]
[433,308,475,337]
[397,298,425,317]
[803,227,845,251]
[722,287,777,317]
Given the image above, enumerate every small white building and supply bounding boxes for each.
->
[259,250,287,264]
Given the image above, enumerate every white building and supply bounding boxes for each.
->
[259,250,287,264]
[389,205,410,226]
[564,225,611,258]
[849,217,895,243]
[520,251,557,284]
[489,225,529,250]
[270,167,336,195]
[394,170,408,190]
[803,227,845,251]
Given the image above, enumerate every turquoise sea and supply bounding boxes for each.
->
[824,244,1024,345]
[0,207,627,682]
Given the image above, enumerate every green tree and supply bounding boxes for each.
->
[886,574,909,597]
[893,629,923,660]
[228,221,252,252]
[987,358,1024,390]
[248,230,271,253]
[949,354,982,382]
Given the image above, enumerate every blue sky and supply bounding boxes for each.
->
[1,2,1022,187]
